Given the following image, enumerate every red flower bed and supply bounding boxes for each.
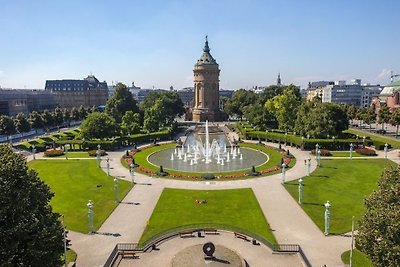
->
[44,149,64,157]
[310,148,331,156]
[355,147,377,156]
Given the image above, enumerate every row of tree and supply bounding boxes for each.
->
[0,105,95,138]
[80,83,185,139]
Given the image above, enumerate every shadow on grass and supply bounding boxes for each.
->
[303,202,324,206]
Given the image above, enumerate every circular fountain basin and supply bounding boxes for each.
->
[148,147,268,173]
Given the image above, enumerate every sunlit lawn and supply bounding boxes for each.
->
[341,249,373,267]
[140,188,276,246]
[284,159,396,234]
[28,159,131,233]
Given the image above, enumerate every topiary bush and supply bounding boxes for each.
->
[88,149,107,157]
[355,148,377,156]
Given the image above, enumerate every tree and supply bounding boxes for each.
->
[357,166,400,267]
[345,105,358,125]
[41,110,54,131]
[78,105,88,120]
[224,89,258,120]
[28,111,44,133]
[121,111,141,135]
[80,112,119,139]
[377,104,391,132]
[106,83,139,122]
[14,112,31,135]
[242,103,275,130]
[63,108,71,127]
[265,85,302,131]
[0,145,64,266]
[52,107,64,129]
[70,107,80,122]
[143,100,163,133]
[258,85,284,104]
[362,108,376,131]
[0,115,16,139]
[294,101,348,138]
[389,108,400,137]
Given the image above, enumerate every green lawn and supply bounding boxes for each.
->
[345,128,400,149]
[341,249,373,267]
[28,159,131,233]
[139,188,276,246]
[284,159,396,234]
[124,142,284,178]
[330,151,369,157]
[51,152,92,158]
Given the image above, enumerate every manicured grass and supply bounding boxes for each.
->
[51,152,92,158]
[345,128,400,148]
[28,159,131,233]
[64,249,77,265]
[125,142,284,178]
[284,159,396,234]
[140,188,276,246]
[341,249,373,267]
[330,151,367,157]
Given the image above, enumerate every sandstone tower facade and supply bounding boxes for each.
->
[192,37,226,122]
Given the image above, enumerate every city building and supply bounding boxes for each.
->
[307,79,381,107]
[45,75,108,109]
[0,89,55,116]
[177,87,194,107]
[191,37,227,122]
[371,80,400,111]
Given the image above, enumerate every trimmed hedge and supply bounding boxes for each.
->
[44,149,65,157]
[88,149,107,157]
[355,148,377,156]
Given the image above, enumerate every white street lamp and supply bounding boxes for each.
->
[281,163,286,184]
[130,163,135,185]
[87,200,94,234]
[298,178,303,205]
[96,144,101,168]
[384,143,388,159]
[324,200,331,236]
[349,143,354,159]
[32,144,36,160]
[114,177,119,204]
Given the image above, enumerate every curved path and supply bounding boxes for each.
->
[27,144,400,267]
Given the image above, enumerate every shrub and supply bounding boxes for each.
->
[310,148,332,156]
[44,149,64,157]
[88,149,107,157]
[355,148,377,156]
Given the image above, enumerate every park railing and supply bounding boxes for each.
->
[103,223,311,267]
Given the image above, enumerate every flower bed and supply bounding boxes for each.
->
[355,147,377,156]
[44,149,65,157]
[310,148,332,156]
[88,149,107,157]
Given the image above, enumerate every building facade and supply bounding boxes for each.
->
[45,75,108,109]
[0,89,55,116]
[192,37,227,122]
[372,80,400,111]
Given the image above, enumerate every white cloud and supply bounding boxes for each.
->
[0,70,4,76]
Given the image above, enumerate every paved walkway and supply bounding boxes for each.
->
[26,143,399,267]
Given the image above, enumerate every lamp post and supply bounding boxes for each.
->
[106,157,110,176]
[87,200,94,234]
[324,200,331,236]
[332,136,335,150]
[130,163,135,185]
[281,163,286,184]
[362,136,366,148]
[307,157,311,176]
[298,178,303,205]
[64,145,68,160]
[113,177,119,204]
[349,143,353,159]
[96,144,101,168]
[315,144,319,160]
[317,149,321,167]
[62,215,67,267]
[32,144,36,160]
[384,143,388,159]
[307,134,310,139]
[301,136,305,150]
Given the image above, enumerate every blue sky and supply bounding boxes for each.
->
[0,0,399,90]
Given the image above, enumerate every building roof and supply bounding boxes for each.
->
[380,80,400,96]
[195,36,218,66]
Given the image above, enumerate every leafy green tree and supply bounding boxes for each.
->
[295,101,348,138]
[80,112,119,139]
[357,166,400,267]
[224,89,258,120]
[0,115,16,139]
[52,107,64,128]
[121,111,141,135]
[78,105,88,120]
[143,100,163,133]
[346,105,358,125]
[28,111,44,133]
[362,108,376,131]
[265,85,302,131]
[41,110,54,130]
[242,103,275,130]
[63,108,71,127]
[0,145,64,266]
[389,108,400,137]
[70,107,80,122]
[14,112,31,134]
[106,83,139,122]
[377,104,391,132]
[258,85,284,104]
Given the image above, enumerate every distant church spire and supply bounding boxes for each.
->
[203,35,210,53]
[277,73,282,86]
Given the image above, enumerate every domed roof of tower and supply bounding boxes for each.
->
[196,36,218,66]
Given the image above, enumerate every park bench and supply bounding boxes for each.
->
[234,232,249,241]
[204,229,218,235]
[120,250,137,259]
[179,231,194,238]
